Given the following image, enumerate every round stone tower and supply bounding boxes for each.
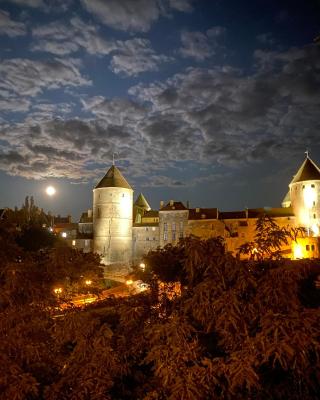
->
[289,155,320,236]
[93,165,133,265]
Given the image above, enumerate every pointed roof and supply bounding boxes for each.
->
[290,156,320,185]
[95,165,132,190]
[134,193,151,210]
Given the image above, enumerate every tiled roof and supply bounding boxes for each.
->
[95,165,132,190]
[248,207,294,218]
[160,201,188,211]
[219,211,246,220]
[219,207,294,220]
[188,208,218,220]
[290,156,320,184]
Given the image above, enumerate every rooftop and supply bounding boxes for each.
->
[290,156,320,184]
[95,165,132,190]
[160,201,188,211]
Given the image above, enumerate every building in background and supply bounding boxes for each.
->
[69,155,320,265]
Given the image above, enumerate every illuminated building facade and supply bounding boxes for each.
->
[93,165,133,265]
[284,156,320,237]
[75,155,320,264]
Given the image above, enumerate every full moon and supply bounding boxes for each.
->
[46,186,56,196]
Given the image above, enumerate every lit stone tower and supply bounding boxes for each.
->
[288,155,320,236]
[93,165,133,265]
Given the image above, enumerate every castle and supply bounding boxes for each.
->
[66,155,320,265]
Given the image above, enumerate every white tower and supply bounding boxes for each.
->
[289,155,320,236]
[93,165,133,265]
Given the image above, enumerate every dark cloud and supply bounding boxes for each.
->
[179,27,226,61]
[169,0,194,13]
[32,17,117,56]
[32,20,171,76]
[0,9,26,36]
[80,0,193,33]
[0,58,91,96]
[110,38,172,76]
[0,43,319,184]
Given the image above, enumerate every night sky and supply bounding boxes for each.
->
[0,0,319,220]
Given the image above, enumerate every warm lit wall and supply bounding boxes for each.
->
[292,237,320,259]
[93,186,133,265]
[186,219,224,239]
[132,225,160,263]
[159,210,189,248]
[290,180,320,235]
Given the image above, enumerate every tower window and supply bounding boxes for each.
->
[97,208,101,218]
[311,184,315,188]
[311,245,315,251]
[306,245,310,251]
[314,214,316,219]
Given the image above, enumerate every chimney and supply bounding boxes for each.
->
[245,208,248,219]
[67,215,72,223]
[186,200,189,209]
[170,200,174,206]
[196,207,200,213]
[160,200,164,209]
[88,209,92,218]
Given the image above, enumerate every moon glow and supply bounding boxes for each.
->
[46,186,56,196]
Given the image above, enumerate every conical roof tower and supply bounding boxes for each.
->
[134,193,151,211]
[95,165,132,190]
[290,156,320,185]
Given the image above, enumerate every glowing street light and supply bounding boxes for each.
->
[53,287,63,299]
[139,263,146,271]
[85,279,92,286]
[126,279,133,285]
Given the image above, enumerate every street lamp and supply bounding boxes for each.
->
[53,287,63,300]
[139,263,146,271]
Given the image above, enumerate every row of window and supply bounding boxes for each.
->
[306,244,316,251]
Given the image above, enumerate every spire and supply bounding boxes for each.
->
[290,155,320,185]
[134,193,151,210]
[95,165,132,190]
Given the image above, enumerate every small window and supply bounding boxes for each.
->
[306,245,310,251]
[314,214,316,219]
[146,227,149,231]
[164,232,168,241]
[164,222,168,231]
[311,244,315,251]
[172,231,176,241]
[146,237,149,241]
[313,201,316,206]
[311,184,315,188]
[97,207,101,218]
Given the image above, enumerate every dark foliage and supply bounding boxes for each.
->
[0,219,319,399]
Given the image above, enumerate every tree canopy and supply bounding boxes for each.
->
[0,218,319,399]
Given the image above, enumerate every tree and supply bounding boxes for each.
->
[238,214,305,260]
[0,227,319,399]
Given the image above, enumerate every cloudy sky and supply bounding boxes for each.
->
[0,0,319,219]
